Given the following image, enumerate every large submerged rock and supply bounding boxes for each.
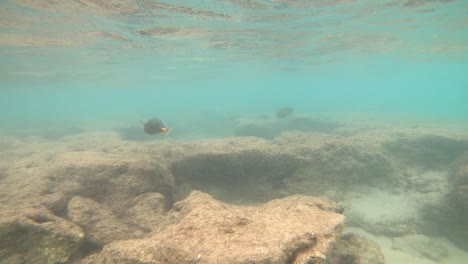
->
[41,150,174,216]
[93,191,345,264]
[171,132,394,203]
[0,206,83,264]
[2,124,468,261]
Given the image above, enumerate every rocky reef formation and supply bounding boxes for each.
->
[0,206,83,264]
[87,191,345,264]
[1,121,467,263]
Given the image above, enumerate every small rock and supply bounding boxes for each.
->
[326,233,385,264]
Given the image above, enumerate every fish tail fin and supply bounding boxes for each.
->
[165,128,174,137]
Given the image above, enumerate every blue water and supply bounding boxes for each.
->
[1,0,467,133]
[2,1,468,263]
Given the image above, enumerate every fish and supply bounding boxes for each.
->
[275,107,294,118]
[141,118,173,135]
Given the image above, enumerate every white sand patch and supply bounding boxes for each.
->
[344,174,450,236]
[344,187,423,235]
[344,227,468,264]
[348,188,416,220]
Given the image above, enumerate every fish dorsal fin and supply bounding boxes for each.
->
[157,118,167,128]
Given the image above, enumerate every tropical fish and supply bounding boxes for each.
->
[141,118,173,135]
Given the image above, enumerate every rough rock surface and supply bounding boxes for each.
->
[94,191,345,264]
[123,192,169,234]
[67,196,139,246]
[41,150,174,217]
[382,134,468,170]
[0,206,83,264]
[279,132,394,200]
[171,132,394,203]
[443,154,468,250]
[327,233,385,264]
[171,143,302,202]
[2,123,468,261]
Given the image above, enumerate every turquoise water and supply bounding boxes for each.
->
[1,0,467,134]
[2,2,468,263]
